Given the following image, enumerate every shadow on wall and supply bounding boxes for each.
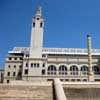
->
[0,72,4,83]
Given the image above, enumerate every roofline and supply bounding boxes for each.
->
[7,47,100,56]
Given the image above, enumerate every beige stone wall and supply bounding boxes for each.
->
[63,83,100,100]
[4,54,23,83]
[0,82,53,100]
[4,52,100,82]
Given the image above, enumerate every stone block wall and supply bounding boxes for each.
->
[63,83,100,100]
[0,84,53,100]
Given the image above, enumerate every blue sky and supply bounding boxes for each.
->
[0,0,100,67]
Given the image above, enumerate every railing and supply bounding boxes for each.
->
[8,47,100,55]
[47,71,88,76]
[46,71,100,79]
[8,47,30,54]
[43,48,100,55]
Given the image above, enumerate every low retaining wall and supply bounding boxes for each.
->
[0,81,53,100]
[63,82,100,100]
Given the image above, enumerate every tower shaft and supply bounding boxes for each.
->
[30,7,44,58]
[87,34,94,82]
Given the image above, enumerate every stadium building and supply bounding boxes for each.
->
[3,7,100,83]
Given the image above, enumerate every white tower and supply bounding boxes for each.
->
[30,6,44,58]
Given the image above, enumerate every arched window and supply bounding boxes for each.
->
[59,65,67,75]
[33,22,35,27]
[8,65,10,68]
[14,65,16,68]
[13,72,16,76]
[70,65,78,75]
[47,65,57,75]
[93,66,100,75]
[7,72,10,76]
[40,22,43,27]
[81,66,88,75]
[83,79,87,82]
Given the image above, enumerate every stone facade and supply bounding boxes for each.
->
[3,7,100,83]
[4,53,23,83]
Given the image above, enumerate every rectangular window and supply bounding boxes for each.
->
[42,63,45,67]
[9,57,12,60]
[7,80,10,83]
[33,23,35,27]
[26,63,28,67]
[7,72,10,76]
[34,64,36,67]
[42,70,45,75]
[14,65,16,68]
[40,22,43,27]
[26,55,29,57]
[19,65,22,69]
[31,63,33,67]
[24,69,28,75]
[13,72,16,76]
[37,63,39,67]
[8,65,10,68]
[33,63,39,68]
[20,57,23,60]
[14,58,17,60]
